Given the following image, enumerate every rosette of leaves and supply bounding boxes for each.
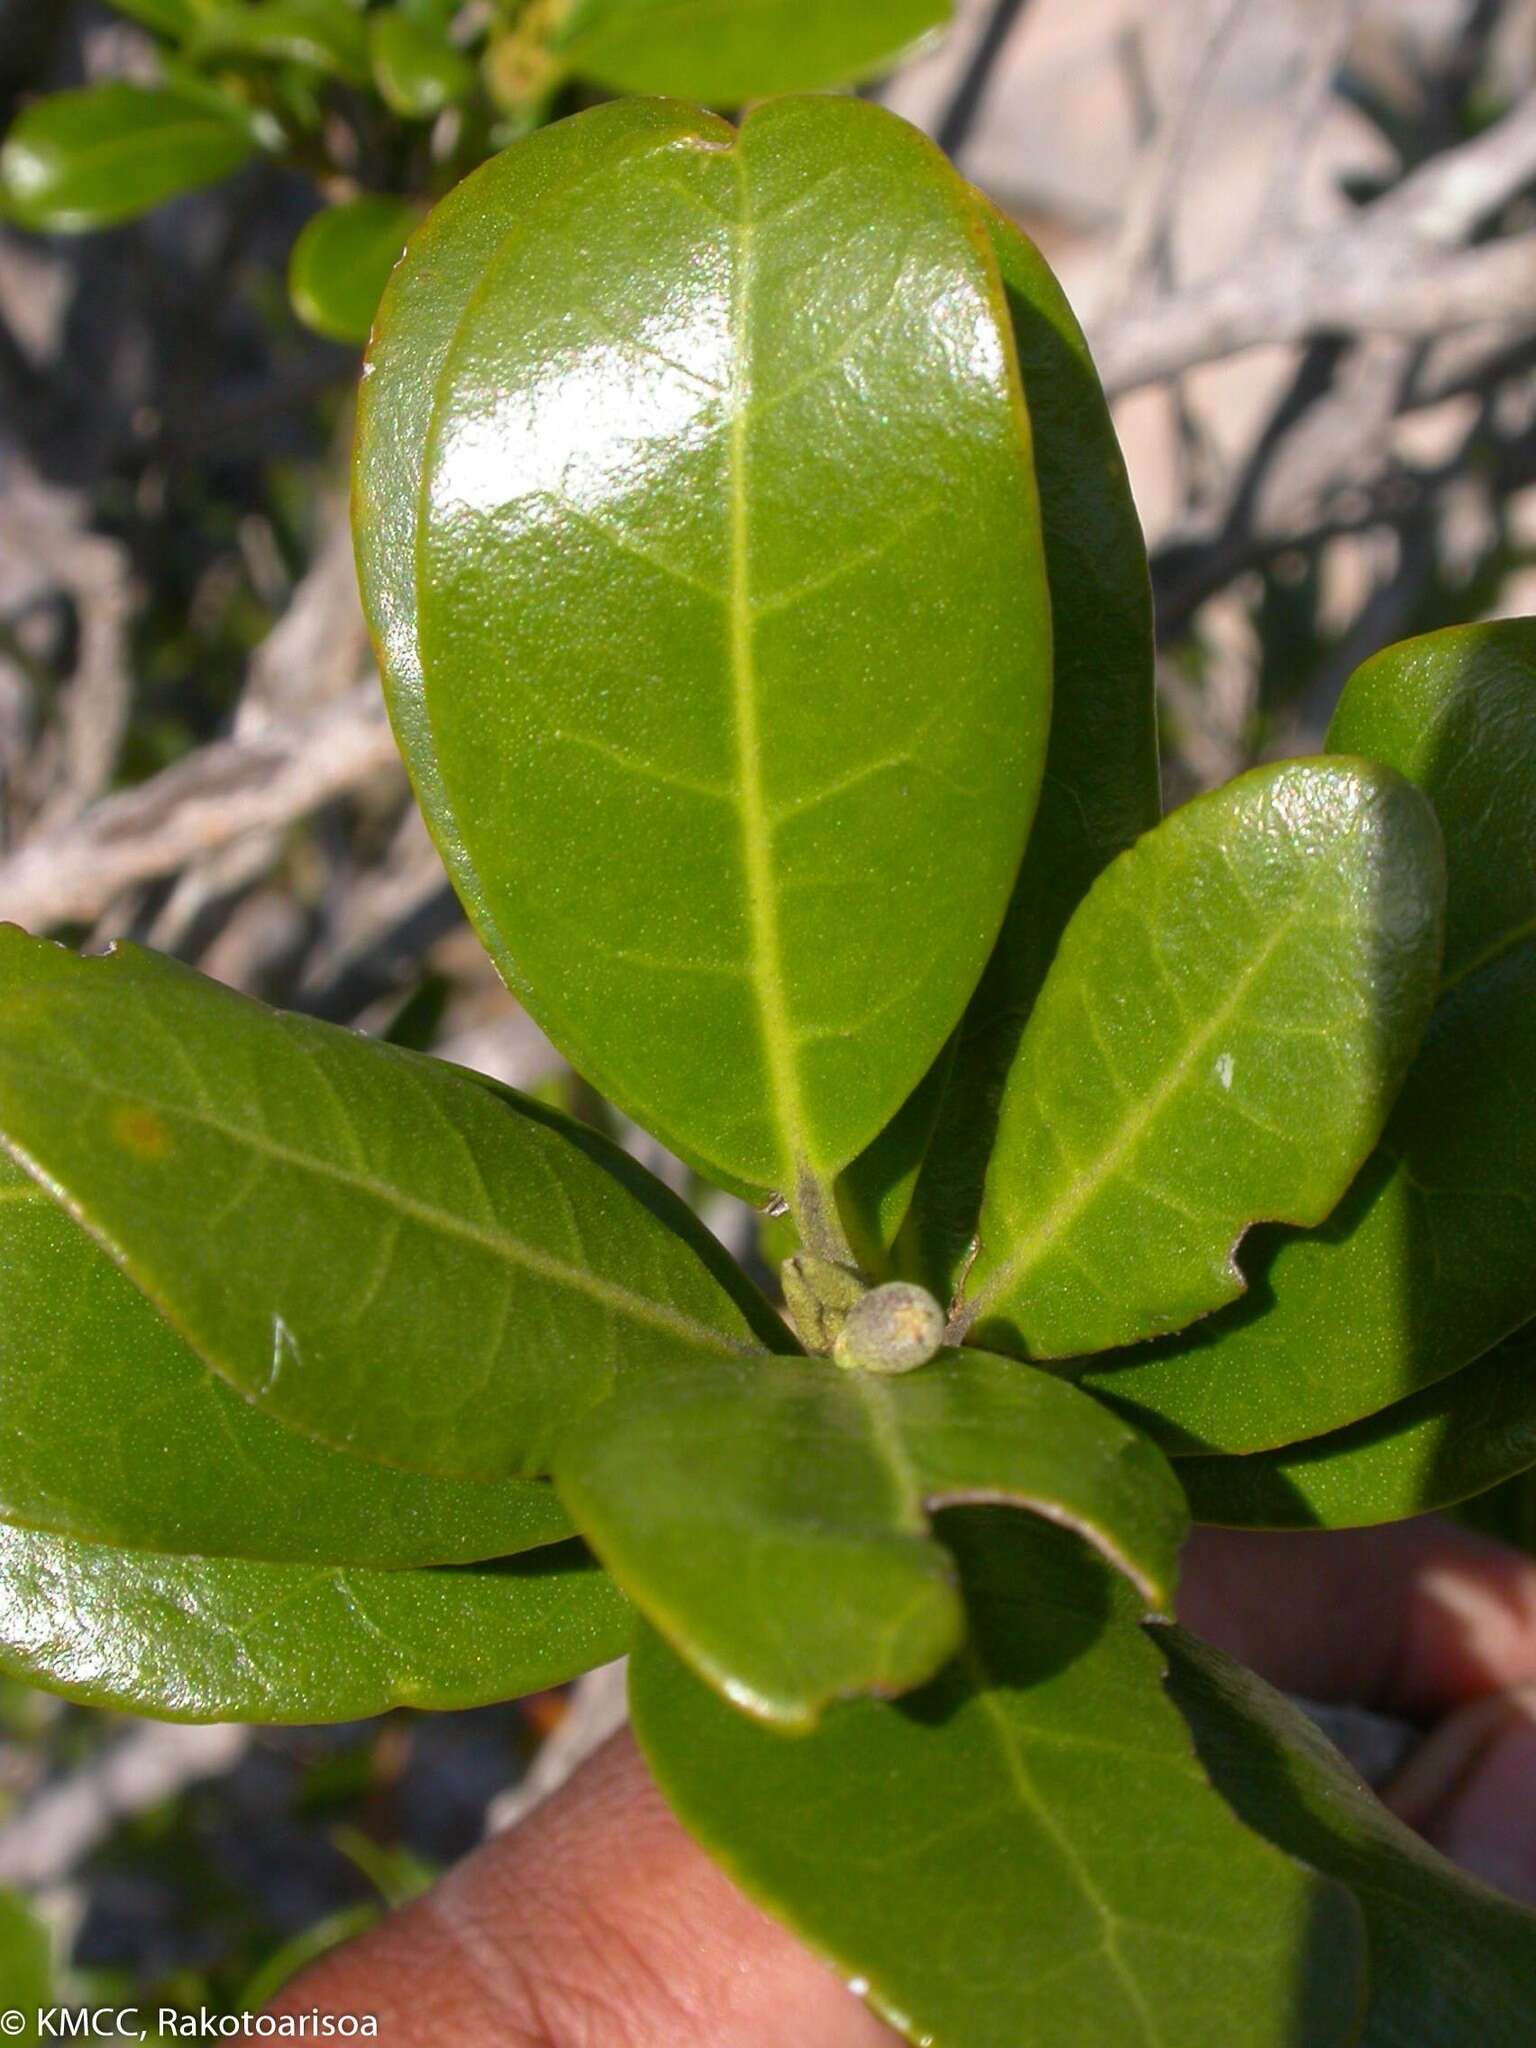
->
[0,0,952,344]
[0,91,1531,2045]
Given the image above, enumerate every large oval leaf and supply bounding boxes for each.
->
[0,1153,571,1566]
[1079,621,1536,1452]
[555,1346,1186,1727]
[1179,1322,1536,1529]
[0,85,255,233]
[552,0,951,102]
[957,760,1445,1359]
[355,96,1051,1239]
[632,1511,1365,2048]
[0,931,785,1483]
[0,1526,630,1723]
[858,196,1159,1283]
[289,195,419,346]
[1164,1628,1536,2047]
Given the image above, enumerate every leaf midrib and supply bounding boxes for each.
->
[965,866,1331,1325]
[726,158,816,1199]
[0,1055,758,1359]
[959,1638,1164,2044]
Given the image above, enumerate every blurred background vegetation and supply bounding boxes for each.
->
[0,0,1534,2014]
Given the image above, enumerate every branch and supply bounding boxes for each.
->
[0,681,400,932]
[1094,93,1536,395]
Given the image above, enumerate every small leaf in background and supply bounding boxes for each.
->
[0,1889,52,2034]
[357,96,1051,1239]
[0,1152,572,1567]
[553,0,952,103]
[555,1348,1187,1726]
[1164,1628,1536,2047]
[0,933,786,1484]
[369,8,475,119]
[0,1525,631,1723]
[1081,621,1536,1454]
[188,0,371,83]
[105,0,203,35]
[632,1511,1365,2048]
[1179,1321,1536,1529]
[866,196,1161,1290]
[289,195,420,345]
[960,759,1445,1359]
[0,85,255,233]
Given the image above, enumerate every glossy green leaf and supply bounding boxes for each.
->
[552,0,950,103]
[868,197,1160,1287]
[0,1525,630,1723]
[0,1890,52,2034]
[555,1347,1186,1726]
[1079,622,1536,1452]
[1164,1627,1536,2046]
[0,1153,572,1566]
[0,85,255,233]
[355,96,1052,1240]
[289,195,419,346]
[369,9,475,118]
[632,1510,1365,2048]
[958,760,1445,1359]
[0,931,786,1484]
[189,0,370,81]
[1179,1322,1536,1529]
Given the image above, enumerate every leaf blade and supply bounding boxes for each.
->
[0,932,783,1483]
[0,1526,631,1723]
[960,759,1445,1358]
[1178,1321,1536,1529]
[555,1347,1188,1726]
[553,0,951,103]
[1079,622,1536,1452]
[289,195,420,345]
[0,85,254,233]
[0,1153,573,1566]
[632,1511,1366,2048]
[357,97,1052,1223]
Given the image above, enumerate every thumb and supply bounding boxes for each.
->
[266,1726,898,2047]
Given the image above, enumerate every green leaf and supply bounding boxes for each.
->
[369,8,476,118]
[289,195,420,346]
[0,1890,52,2033]
[0,85,255,233]
[1078,621,1536,1453]
[957,760,1445,1359]
[0,932,786,1484]
[0,1526,630,1723]
[188,0,371,82]
[555,1347,1187,1727]
[632,1510,1366,2048]
[1332,621,1536,989]
[864,196,1160,1287]
[552,0,951,103]
[1164,1627,1536,2046]
[106,0,202,36]
[0,1152,572,1567]
[355,96,1052,1243]
[1179,1321,1536,1529]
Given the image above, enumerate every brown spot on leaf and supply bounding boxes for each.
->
[110,1104,171,1161]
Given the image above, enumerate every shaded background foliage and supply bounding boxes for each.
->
[0,0,1534,2011]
